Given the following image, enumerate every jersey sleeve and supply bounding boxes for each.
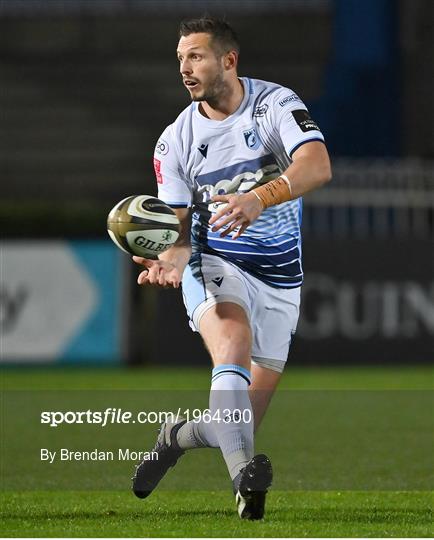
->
[271,89,325,159]
[153,125,192,208]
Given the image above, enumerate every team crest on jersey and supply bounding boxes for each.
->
[243,128,261,150]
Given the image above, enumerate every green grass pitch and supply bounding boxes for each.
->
[1,365,433,537]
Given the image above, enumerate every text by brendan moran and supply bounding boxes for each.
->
[40,448,158,464]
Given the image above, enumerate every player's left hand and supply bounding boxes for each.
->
[209,192,264,239]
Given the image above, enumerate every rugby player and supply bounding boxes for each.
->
[132,17,331,519]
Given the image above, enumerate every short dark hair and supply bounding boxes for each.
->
[179,17,240,56]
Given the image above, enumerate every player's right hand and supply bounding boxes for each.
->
[132,256,181,288]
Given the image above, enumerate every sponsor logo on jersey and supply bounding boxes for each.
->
[211,276,224,287]
[292,109,320,132]
[156,139,169,155]
[279,93,302,107]
[253,104,269,117]
[198,143,208,158]
[196,155,280,204]
[153,158,163,184]
[243,128,261,150]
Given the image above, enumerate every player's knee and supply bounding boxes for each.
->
[210,328,251,365]
[202,319,252,366]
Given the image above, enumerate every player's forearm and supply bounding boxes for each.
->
[281,151,332,200]
[157,206,192,272]
[253,141,331,208]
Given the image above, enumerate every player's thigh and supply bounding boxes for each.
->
[199,301,252,369]
[181,253,253,369]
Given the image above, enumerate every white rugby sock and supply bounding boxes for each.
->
[176,365,254,479]
[211,364,254,479]
[176,413,219,449]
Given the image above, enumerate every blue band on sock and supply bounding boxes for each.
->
[212,364,251,385]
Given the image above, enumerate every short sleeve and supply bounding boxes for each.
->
[271,89,325,159]
[153,125,192,208]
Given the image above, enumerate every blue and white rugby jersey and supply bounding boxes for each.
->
[153,77,325,288]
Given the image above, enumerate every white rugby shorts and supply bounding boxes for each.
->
[181,253,301,373]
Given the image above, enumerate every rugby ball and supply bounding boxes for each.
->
[107,195,180,258]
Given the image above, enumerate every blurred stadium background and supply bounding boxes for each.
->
[1,0,433,368]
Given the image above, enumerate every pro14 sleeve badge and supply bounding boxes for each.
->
[292,109,320,132]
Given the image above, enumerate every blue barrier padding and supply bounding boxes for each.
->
[61,240,122,363]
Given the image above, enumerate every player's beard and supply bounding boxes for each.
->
[190,67,227,105]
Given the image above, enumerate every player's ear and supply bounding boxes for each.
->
[224,50,238,70]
